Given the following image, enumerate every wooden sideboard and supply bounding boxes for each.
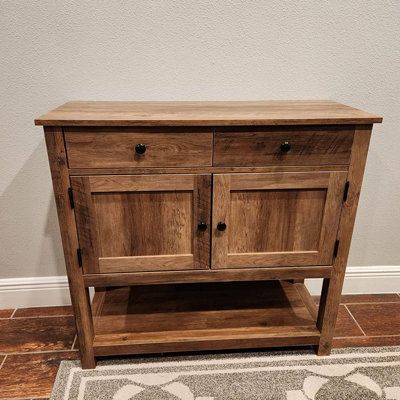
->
[35,101,382,369]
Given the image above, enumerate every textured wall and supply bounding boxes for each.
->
[1,1,399,279]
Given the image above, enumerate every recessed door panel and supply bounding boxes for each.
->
[229,188,327,253]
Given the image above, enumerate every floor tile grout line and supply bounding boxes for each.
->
[333,335,366,339]
[344,304,367,336]
[0,349,78,356]
[0,354,7,370]
[6,314,73,320]
[71,334,77,350]
[364,334,400,338]
[341,301,400,305]
[334,334,400,339]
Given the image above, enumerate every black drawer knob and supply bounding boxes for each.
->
[280,141,291,152]
[197,222,208,232]
[217,222,227,231]
[135,143,146,154]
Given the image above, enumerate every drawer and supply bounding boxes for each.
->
[64,127,213,168]
[214,126,354,166]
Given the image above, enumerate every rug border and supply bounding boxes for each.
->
[50,345,400,399]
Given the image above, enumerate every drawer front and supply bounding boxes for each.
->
[214,126,354,166]
[64,128,213,168]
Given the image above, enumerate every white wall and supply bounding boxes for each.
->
[1,2,399,292]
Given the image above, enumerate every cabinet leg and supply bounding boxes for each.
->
[70,286,96,369]
[81,354,96,369]
[316,276,343,356]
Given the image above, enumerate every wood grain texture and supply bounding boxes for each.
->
[317,125,372,355]
[88,174,195,192]
[93,192,193,257]
[0,316,75,352]
[65,127,213,168]
[193,174,212,269]
[69,165,349,175]
[0,351,78,399]
[35,100,382,126]
[70,176,100,273]
[13,306,73,318]
[98,255,194,273]
[346,303,400,336]
[91,289,106,319]
[229,189,326,252]
[94,332,320,356]
[229,171,332,190]
[0,309,14,318]
[316,171,348,263]
[84,265,332,286]
[211,174,231,268]
[333,305,365,337]
[72,174,211,273]
[92,281,319,355]
[212,172,346,269]
[44,127,95,368]
[93,282,315,333]
[340,293,400,304]
[214,126,354,166]
[294,283,318,321]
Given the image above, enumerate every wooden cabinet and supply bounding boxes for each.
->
[36,101,382,368]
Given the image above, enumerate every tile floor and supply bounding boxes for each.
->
[0,294,399,399]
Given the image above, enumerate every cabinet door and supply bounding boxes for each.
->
[71,174,211,274]
[212,172,347,269]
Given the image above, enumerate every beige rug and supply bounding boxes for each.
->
[51,346,400,399]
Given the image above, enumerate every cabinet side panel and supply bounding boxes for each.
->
[44,127,95,368]
[317,125,372,355]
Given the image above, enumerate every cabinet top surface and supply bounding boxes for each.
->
[35,100,382,127]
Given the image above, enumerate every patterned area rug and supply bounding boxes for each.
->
[51,346,400,399]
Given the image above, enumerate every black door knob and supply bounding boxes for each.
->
[135,143,146,154]
[197,222,208,232]
[280,141,291,152]
[217,222,227,231]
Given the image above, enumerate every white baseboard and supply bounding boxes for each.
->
[0,276,71,308]
[0,266,399,308]
[306,266,400,295]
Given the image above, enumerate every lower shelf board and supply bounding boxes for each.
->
[91,280,320,357]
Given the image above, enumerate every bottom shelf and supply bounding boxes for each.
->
[91,280,320,357]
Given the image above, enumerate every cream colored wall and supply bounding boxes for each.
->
[1,1,399,280]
